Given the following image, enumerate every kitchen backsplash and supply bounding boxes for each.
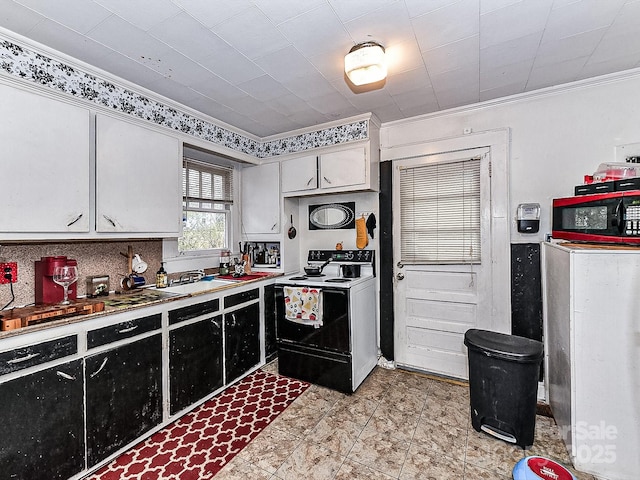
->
[0,240,162,308]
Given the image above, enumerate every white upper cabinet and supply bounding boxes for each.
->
[281,155,317,193]
[95,114,182,235]
[0,84,90,234]
[0,84,182,240]
[241,162,280,234]
[280,143,378,197]
[319,147,367,189]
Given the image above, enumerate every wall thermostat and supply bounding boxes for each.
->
[517,203,540,233]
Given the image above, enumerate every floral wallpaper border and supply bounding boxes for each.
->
[0,37,368,159]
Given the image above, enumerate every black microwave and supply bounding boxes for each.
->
[552,190,640,244]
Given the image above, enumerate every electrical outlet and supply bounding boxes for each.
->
[0,262,17,284]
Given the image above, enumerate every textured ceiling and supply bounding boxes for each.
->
[1,0,639,137]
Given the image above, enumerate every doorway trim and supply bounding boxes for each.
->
[379,128,511,361]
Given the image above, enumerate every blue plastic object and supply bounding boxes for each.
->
[513,456,577,480]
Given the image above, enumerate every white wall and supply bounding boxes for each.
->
[380,71,640,242]
[295,191,379,263]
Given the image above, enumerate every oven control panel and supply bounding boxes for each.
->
[307,250,374,263]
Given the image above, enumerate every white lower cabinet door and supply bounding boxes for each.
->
[96,114,181,235]
[0,83,90,233]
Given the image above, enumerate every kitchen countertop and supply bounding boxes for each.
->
[0,272,281,340]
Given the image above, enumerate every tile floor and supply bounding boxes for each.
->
[215,362,595,480]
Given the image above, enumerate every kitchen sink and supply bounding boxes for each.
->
[152,279,236,296]
[103,289,180,309]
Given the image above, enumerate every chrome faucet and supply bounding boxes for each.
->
[173,269,205,285]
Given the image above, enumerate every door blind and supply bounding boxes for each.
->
[183,158,233,212]
[399,157,481,264]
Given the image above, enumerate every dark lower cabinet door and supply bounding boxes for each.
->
[0,359,84,480]
[224,302,260,382]
[264,284,277,362]
[169,315,223,415]
[86,334,163,467]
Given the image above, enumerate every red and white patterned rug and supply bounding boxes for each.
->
[88,370,309,480]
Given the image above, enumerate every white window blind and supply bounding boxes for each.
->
[399,158,481,264]
[183,158,233,211]
[179,158,233,252]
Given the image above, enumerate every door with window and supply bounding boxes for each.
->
[393,148,492,379]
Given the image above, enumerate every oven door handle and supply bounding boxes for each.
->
[613,199,624,233]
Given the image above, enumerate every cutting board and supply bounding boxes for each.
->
[1,299,105,331]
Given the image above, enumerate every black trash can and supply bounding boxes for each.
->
[464,328,543,449]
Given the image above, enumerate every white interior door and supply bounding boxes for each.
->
[393,148,492,379]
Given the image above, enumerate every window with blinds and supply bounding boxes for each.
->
[183,158,233,210]
[399,158,481,264]
[180,158,234,252]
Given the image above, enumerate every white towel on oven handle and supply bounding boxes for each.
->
[283,286,323,328]
[283,286,302,320]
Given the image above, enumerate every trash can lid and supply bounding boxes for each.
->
[464,329,543,363]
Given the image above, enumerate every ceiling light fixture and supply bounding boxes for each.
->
[344,41,387,86]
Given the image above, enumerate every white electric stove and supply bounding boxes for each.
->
[275,249,377,394]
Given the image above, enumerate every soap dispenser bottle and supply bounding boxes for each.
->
[156,262,168,288]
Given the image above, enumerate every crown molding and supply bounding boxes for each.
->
[381,67,640,129]
[0,28,370,160]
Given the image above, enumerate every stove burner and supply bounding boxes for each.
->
[288,276,308,280]
[325,278,351,283]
